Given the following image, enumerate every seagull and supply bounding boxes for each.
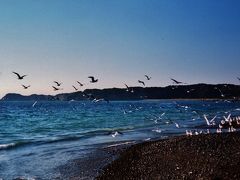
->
[203,115,217,126]
[72,85,78,91]
[145,75,151,80]
[223,114,231,122]
[77,81,84,86]
[138,80,145,86]
[88,76,98,83]
[170,78,186,84]
[186,130,192,136]
[237,77,240,81]
[124,84,131,92]
[187,89,195,93]
[214,87,225,97]
[174,122,180,128]
[22,85,30,89]
[52,86,62,91]
[12,72,27,80]
[54,81,62,86]
[92,98,109,103]
[32,101,38,107]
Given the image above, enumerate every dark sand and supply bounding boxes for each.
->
[97,132,240,180]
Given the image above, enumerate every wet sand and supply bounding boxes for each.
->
[97,132,240,179]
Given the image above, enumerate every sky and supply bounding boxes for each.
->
[0,0,240,98]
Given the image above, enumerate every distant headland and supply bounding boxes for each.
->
[1,84,240,101]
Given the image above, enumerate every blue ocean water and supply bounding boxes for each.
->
[0,100,239,179]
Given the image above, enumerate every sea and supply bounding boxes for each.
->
[0,100,239,179]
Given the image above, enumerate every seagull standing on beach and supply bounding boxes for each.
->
[22,85,30,89]
[138,80,145,86]
[88,76,98,83]
[12,72,27,80]
[145,75,151,80]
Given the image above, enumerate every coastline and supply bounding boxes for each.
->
[97,132,240,179]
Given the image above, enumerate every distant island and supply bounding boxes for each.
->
[1,84,240,101]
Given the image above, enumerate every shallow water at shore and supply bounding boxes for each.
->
[0,100,239,179]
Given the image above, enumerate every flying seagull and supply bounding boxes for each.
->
[88,76,98,83]
[124,84,131,92]
[145,75,151,80]
[138,80,145,86]
[54,81,62,86]
[214,87,225,97]
[22,85,30,89]
[203,115,217,126]
[77,81,84,86]
[12,72,27,80]
[52,86,62,91]
[237,77,240,81]
[170,78,186,84]
[72,85,78,91]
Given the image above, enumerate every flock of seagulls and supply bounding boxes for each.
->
[9,71,240,139]
[11,71,240,94]
[11,71,157,95]
[12,72,31,89]
[185,113,240,136]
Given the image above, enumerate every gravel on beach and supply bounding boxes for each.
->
[97,132,240,180]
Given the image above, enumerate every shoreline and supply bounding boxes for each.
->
[97,132,240,179]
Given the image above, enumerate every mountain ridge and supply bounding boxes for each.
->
[1,84,240,101]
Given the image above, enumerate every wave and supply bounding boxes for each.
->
[0,126,146,151]
[0,142,29,150]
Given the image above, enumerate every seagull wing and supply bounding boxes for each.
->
[203,115,210,125]
[210,115,217,123]
[72,86,77,90]
[88,76,95,81]
[54,81,58,84]
[13,72,21,78]
[77,81,83,86]
[171,78,178,83]
[52,86,58,91]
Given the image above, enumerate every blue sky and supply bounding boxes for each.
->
[0,0,240,97]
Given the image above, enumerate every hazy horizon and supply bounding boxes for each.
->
[1,0,240,98]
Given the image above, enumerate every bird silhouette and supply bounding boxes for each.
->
[52,86,62,91]
[124,84,131,92]
[171,78,186,84]
[77,81,84,86]
[12,72,27,80]
[88,76,98,83]
[54,81,62,86]
[138,80,145,86]
[72,85,78,91]
[22,85,30,89]
[145,75,151,80]
[237,77,240,81]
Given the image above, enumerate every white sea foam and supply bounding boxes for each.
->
[0,143,15,150]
